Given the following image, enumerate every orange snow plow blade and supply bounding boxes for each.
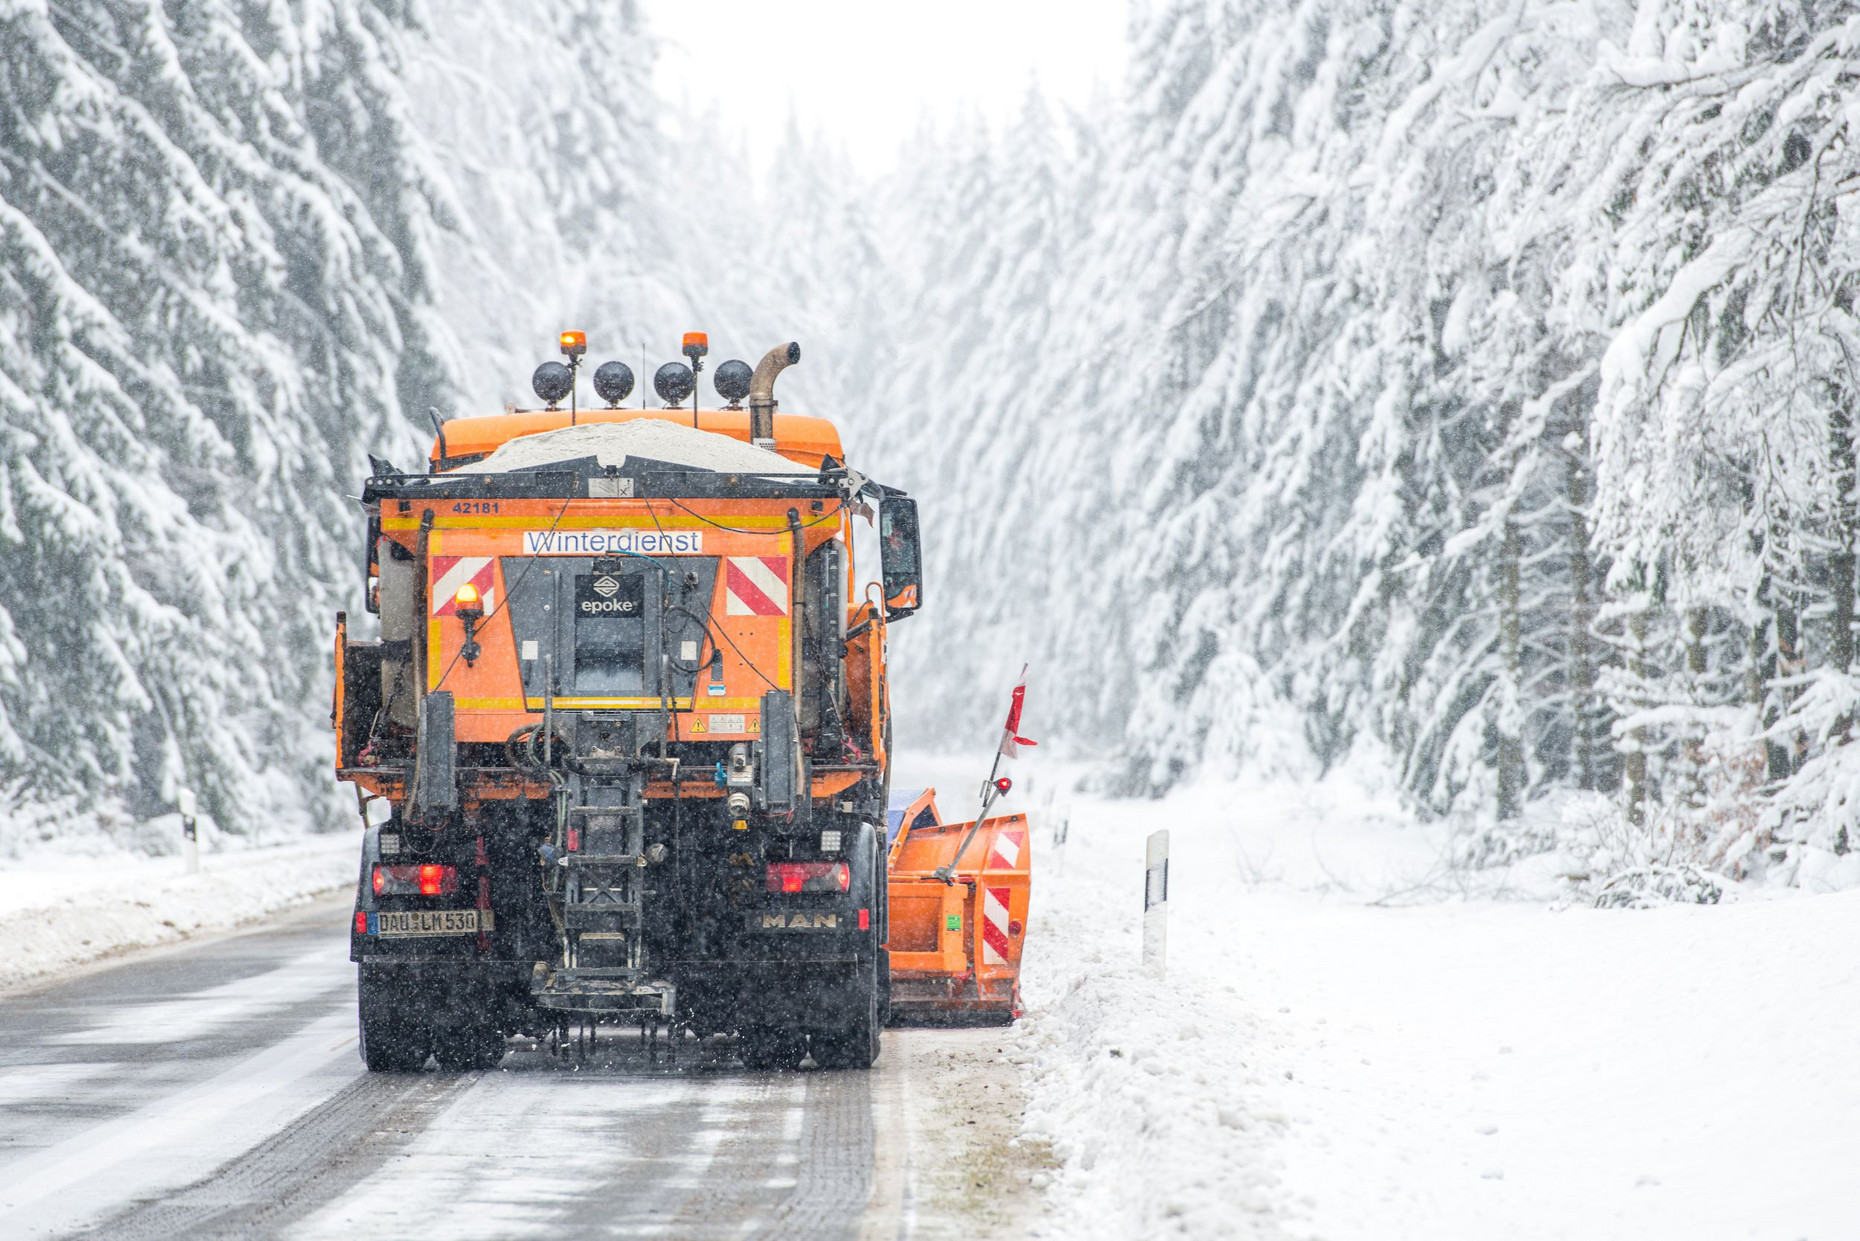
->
[883,788,1030,1024]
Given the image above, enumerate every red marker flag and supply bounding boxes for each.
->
[998,664,1037,760]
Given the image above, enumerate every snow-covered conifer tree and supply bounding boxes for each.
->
[0,1,443,841]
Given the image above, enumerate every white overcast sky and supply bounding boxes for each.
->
[643,2,1130,176]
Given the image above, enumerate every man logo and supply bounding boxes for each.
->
[593,575,620,599]
[758,912,841,930]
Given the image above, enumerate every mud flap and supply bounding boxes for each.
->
[411,691,456,821]
[758,690,797,814]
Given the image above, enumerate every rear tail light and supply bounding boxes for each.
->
[765,861,850,894]
[372,864,459,896]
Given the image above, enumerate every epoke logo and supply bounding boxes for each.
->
[576,572,641,617]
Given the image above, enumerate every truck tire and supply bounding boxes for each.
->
[358,967,429,1072]
[738,1025,805,1071]
[432,1022,506,1071]
[814,831,885,1069]
[811,954,881,1070]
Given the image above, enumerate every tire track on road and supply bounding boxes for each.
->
[761,1069,875,1240]
[639,1067,873,1241]
[77,1071,474,1241]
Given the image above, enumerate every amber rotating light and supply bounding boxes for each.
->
[455,582,485,666]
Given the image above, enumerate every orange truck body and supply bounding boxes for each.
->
[334,412,888,809]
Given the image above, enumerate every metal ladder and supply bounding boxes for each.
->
[532,716,676,1019]
[564,761,644,971]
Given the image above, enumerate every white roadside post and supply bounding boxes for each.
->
[1143,829,1168,976]
[178,788,199,875]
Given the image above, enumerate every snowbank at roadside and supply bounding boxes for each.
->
[0,835,356,992]
[946,756,1860,1241]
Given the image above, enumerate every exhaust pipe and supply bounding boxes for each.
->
[747,342,800,445]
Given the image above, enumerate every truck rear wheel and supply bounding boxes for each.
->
[810,956,881,1070]
[432,1022,506,1071]
[738,1025,806,1071]
[358,966,429,1072]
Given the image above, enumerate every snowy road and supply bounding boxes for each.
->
[0,899,942,1241]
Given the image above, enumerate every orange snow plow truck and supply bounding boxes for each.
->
[333,334,1029,1072]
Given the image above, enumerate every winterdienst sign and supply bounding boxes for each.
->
[521,530,704,556]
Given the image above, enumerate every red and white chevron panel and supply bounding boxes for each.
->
[981,886,1013,966]
[724,556,790,617]
[430,556,495,616]
[988,828,1024,871]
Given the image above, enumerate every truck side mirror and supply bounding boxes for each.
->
[879,494,923,621]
